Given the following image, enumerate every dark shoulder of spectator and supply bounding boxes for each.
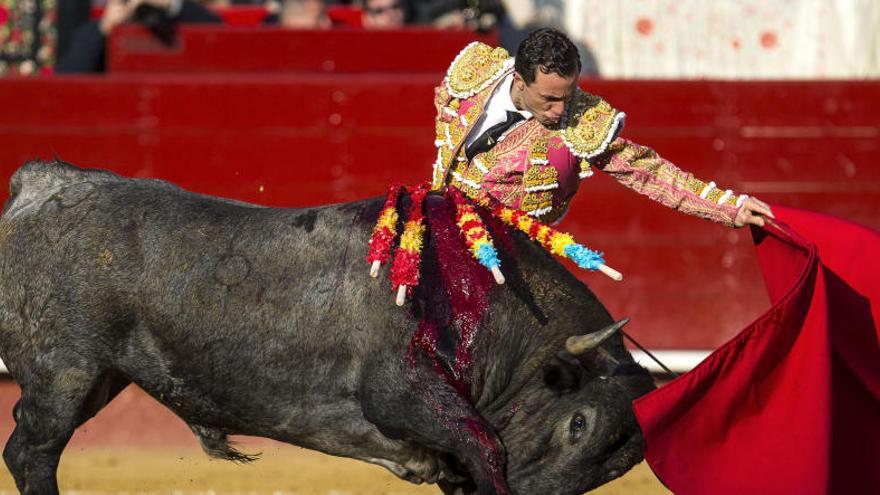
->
[56,0,221,74]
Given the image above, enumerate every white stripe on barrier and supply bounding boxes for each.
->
[630,349,711,374]
[0,352,711,377]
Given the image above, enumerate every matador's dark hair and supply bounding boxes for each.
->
[514,28,581,85]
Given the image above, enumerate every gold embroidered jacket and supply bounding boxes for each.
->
[431,42,745,226]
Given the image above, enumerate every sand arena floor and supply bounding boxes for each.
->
[0,380,670,495]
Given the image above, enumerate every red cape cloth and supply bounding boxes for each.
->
[633,206,880,494]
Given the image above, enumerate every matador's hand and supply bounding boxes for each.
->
[734,196,774,228]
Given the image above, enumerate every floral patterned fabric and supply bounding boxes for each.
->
[1,0,56,76]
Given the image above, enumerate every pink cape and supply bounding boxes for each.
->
[633,206,880,494]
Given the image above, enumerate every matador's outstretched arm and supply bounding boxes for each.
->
[595,137,774,228]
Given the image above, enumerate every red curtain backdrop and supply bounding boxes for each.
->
[634,206,880,494]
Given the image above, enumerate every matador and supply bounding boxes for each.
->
[430,28,773,227]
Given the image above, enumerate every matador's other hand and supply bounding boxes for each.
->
[734,196,774,228]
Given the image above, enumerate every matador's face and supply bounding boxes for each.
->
[513,68,579,128]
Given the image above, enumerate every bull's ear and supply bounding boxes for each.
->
[542,358,582,393]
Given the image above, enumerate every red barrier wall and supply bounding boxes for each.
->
[1,75,877,349]
[107,26,497,74]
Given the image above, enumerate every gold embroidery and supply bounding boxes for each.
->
[521,134,558,191]
[450,176,480,198]
[431,146,455,190]
[449,159,481,197]
[706,188,725,204]
[441,146,453,164]
[446,42,512,99]
[522,191,553,213]
[579,159,593,178]
[686,177,705,195]
[528,137,548,163]
[524,166,558,190]
[562,91,624,159]
[432,81,494,190]
[466,163,485,184]
[449,123,464,148]
[523,166,542,187]
[542,167,559,187]
[435,121,448,145]
[481,149,498,169]
[613,140,742,213]
[449,175,464,193]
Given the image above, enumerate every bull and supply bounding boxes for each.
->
[0,161,655,495]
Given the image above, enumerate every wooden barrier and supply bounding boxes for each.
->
[1,75,877,349]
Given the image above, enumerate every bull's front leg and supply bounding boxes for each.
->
[361,352,509,495]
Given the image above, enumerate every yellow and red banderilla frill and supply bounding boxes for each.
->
[448,186,505,284]
[366,182,404,278]
[388,183,429,306]
[473,192,622,281]
[367,184,622,306]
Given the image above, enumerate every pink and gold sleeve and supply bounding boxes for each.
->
[596,138,746,227]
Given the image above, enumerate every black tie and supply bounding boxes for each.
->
[465,111,525,161]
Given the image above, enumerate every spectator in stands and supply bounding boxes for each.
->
[360,0,407,29]
[273,0,332,28]
[56,0,221,73]
[56,0,92,72]
[410,1,466,29]
[408,0,502,31]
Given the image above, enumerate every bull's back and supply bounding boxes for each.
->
[0,162,409,389]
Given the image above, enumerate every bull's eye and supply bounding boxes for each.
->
[569,413,587,442]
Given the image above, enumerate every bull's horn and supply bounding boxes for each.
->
[565,318,629,355]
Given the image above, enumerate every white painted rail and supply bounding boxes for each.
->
[0,351,712,377]
[630,349,711,375]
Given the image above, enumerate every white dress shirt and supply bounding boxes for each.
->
[464,72,533,148]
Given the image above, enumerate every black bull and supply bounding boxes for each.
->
[0,161,655,495]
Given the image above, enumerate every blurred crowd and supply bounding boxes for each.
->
[2,0,595,75]
[264,0,505,30]
[3,1,877,79]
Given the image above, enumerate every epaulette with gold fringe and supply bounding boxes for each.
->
[561,90,626,177]
[444,42,514,100]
